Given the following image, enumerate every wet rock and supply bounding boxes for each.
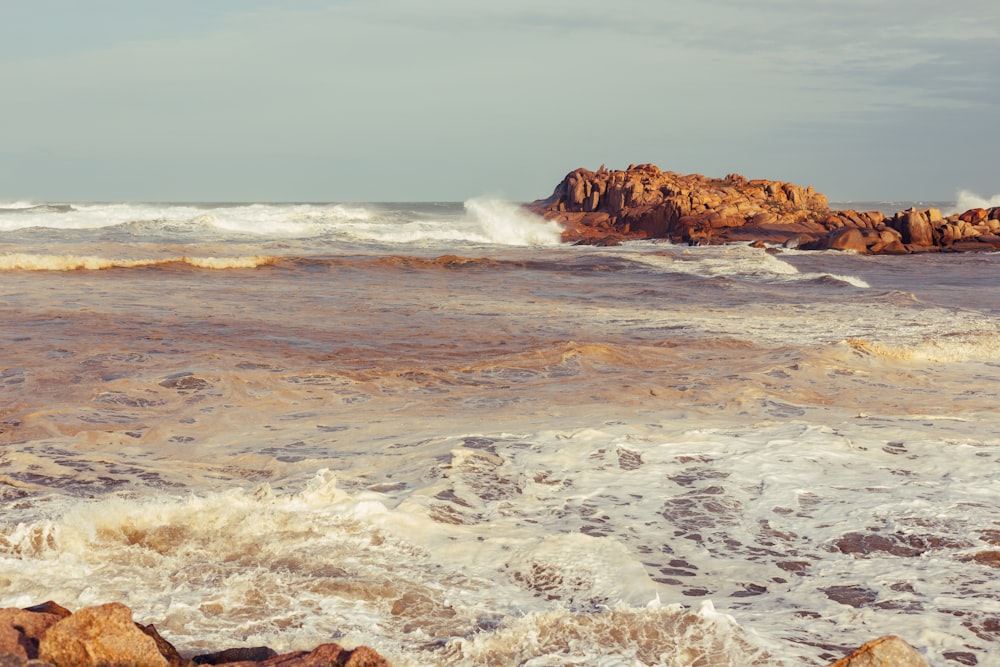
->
[962,549,1000,567]
[3,601,392,667]
[891,209,935,246]
[138,623,187,667]
[193,646,279,664]
[821,585,878,608]
[827,227,868,253]
[825,635,929,666]
[834,530,969,558]
[20,604,70,620]
[0,609,63,659]
[216,643,389,667]
[37,603,168,667]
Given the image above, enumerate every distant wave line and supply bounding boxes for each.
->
[0,254,276,271]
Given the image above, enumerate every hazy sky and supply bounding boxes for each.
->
[2,1,998,202]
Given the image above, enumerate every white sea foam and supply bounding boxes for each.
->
[0,253,274,271]
[843,331,1000,363]
[463,197,563,246]
[324,198,563,246]
[622,244,870,288]
[3,417,996,665]
[205,204,374,237]
[951,189,1000,214]
[1,202,998,666]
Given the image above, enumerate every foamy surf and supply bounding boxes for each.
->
[0,254,275,271]
[1,199,998,665]
[463,197,563,246]
[0,469,779,666]
[949,189,1000,215]
[620,244,870,288]
[843,331,1000,363]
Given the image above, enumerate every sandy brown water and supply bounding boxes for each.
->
[2,203,1000,665]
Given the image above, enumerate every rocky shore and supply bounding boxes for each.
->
[0,601,933,666]
[0,602,388,667]
[528,163,1000,253]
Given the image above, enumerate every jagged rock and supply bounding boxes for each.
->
[826,635,929,666]
[138,623,187,667]
[827,227,868,253]
[20,604,69,621]
[0,609,63,659]
[216,643,389,667]
[37,603,168,667]
[960,208,988,224]
[528,164,830,245]
[891,208,935,246]
[528,164,1000,253]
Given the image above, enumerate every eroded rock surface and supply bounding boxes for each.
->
[528,164,1000,253]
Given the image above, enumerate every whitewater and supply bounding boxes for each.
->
[1,198,998,666]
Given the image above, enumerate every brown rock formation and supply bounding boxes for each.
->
[825,635,929,666]
[37,603,168,667]
[528,164,831,245]
[529,165,1000,253]
[0,609,62,660]
[215,643,389,667]
[0,602,392,667]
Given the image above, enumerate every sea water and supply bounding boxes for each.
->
[0,199,998,666]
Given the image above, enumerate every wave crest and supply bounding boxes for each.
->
[0,254,275,271]
[463,198,563,246]
[844,333,1000,363]
[951,189,1000,214]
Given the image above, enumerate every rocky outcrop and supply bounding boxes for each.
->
[529,165,1000,253]
[38,603,168,667]
[0,602,391,667]
[528,164,830,245]
[825,635,930,666]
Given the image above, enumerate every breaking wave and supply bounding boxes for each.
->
[0,254,275,271]
[463,198,563,246]
[843,332,1000,363]
[951,189,1000,214]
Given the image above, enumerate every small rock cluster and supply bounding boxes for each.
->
[529,164,1000,253]
[0,601,388,667]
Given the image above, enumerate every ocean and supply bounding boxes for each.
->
[1,198,998,666]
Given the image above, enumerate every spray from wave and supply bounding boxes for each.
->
[463,198,563,246]
[950,189,1000,214]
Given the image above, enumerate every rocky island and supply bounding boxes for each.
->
[528,163,1000,253]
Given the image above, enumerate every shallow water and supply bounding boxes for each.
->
[1,200,998,665]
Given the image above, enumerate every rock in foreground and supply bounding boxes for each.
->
[38,603,168,667]
[0,602,390,667]
[826,635,930,666]
[528,164,1000,253]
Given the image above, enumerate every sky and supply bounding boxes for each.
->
[1,0,998,203]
